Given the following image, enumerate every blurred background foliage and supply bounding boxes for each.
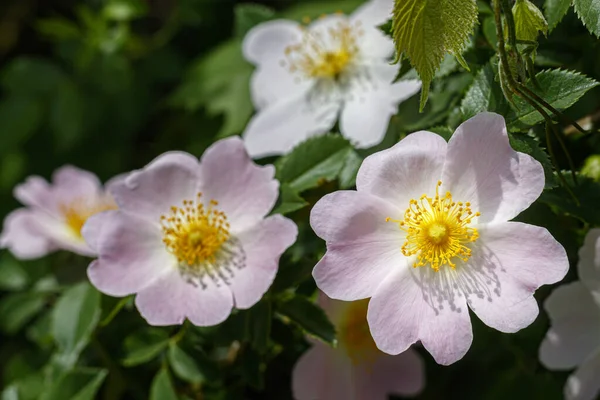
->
[0,0,599,399]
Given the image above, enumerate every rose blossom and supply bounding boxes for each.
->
[310,112,569,365]
[83,137,297,326]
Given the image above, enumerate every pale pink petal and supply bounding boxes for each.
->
[341,69,420,148]
[85,211,173,296]
[292,342,353,400]
[466,222,569,333]
[539,282,600,370]
[229,215,297,309]
[135,268,233,326]
[565,350,600,400]
[356,130,446,205]
[52,165,102,201]
[577,228,600,294]
[242,20,302,66]
[311,191,404,300]
[242,92,340,158]
[13,176,57,215]
[354,349,425,398]
[198,137,279,233]
[368,267,473,365]
[0,209,56,259]
[110,152,200,224]
[442,112,544,223]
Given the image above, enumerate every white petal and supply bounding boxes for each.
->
[250,59,311,110]
[540,282,600,370]
[566,350,600,400]
[578,228,600,294]
[351,0,395,60]
[442,112,545,223]
[242,92,340,158]
[242,20,302,65]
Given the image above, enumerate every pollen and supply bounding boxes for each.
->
[387,181,481,272]
[61,198,116,239]
[338,299,379,364]
[283,18,363,80]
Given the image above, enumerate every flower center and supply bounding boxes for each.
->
[61,198,116,239]
[387,181,480,271]
[160,193,245,287]
[283,17,362,80]
[338,299,379,365]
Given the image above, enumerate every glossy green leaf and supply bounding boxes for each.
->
[513,0,548,41]
[544,0,572,31]
[122,327,170,367]
[277,296,336,344]
[271,185,308,215]
[574,0,600,37]
[461,61,510,120]
[0,291,46,334]
[168,343,204,384]
[0,256,29,291]
[149,369,179,400]
[41,368,107,400]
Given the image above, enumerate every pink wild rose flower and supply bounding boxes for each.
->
[83,137,297,326]
[1,166,118,258]
[292,293,425,400]
[310,112,569,365]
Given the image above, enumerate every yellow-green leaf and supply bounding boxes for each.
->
[391,0,478,110]
[513,0,549,41]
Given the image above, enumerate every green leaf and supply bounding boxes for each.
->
[0,58,66,95]
[508,133,557,189]
[541,177,600,225]
[168,343,204,384]
[102,0,148,21]
[41,368,107,400]
[544,0,572,31]
[339,149,363,189]
[513,0,548,41]
[122,327,170,367]
[281,0,364,21]
[0,98,44,154]
[507,69,599,129]
[277,296,336,344]
[0,256,29,291]
[245,299,271,353]
[0,291,46,334]
[52,282,101,357]
[36,18,81,41]
[51,80,85,151]
[391,0,478,109]
[238,346,264,390]
[581,155,600,181]
[276,134,352,193]
[574,0,600,37]
[271,185,308,215]
[235,3,275,37]
[461,61,510,120]
[150,369,179,400]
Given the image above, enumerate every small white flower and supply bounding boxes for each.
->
[241,0,421,158]
[540,229,600,400]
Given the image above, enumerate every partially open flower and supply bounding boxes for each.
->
[241,0,421,158]
[0,166,117,258]
[292,293,425,399]
[540,229,600,400]
[311,112,569,365]
[84,137,298,326]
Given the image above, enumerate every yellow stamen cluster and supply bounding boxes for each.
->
[338,299,379,365]
[387,181,480,271]
[61,198,116,238]
[283,16,362,80]
[161,193,230,268]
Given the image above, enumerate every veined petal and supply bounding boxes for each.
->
[442,112,544,223]
[540,282,600,370]
[578,228,600,294]
[368,267,473,365]
[465,222,568,333]
[242,91,340,158]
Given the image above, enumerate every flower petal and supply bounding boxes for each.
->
[539,282,600,370]
[198,137,279,233]
[291,342,353,400]
[442,112,544,223]
[354,349,425,398]
[135,268,233,326]
[565,350,600,400]
[242,91,340,158]
[368,267,473,365]
[13,176,56,214]
[229,215,297,309]
[577,228,600,294]
[350,0,395,60]
[356,130,447,206]
[86,210,173,296]
[466,222,569,333]
[341,71,420,148]
[110,152,199,224]
[242,20,302,66]
[52,165,102,201]
[249,57,311,110]
[311,191,404,300]
[0,209,56,259]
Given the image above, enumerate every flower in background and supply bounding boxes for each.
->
[241,0,421,158]
[0,166,117,258]
[84,137,297,326]
[292,293,424,400]
[310,112,569,365]
[540,229,600,400]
